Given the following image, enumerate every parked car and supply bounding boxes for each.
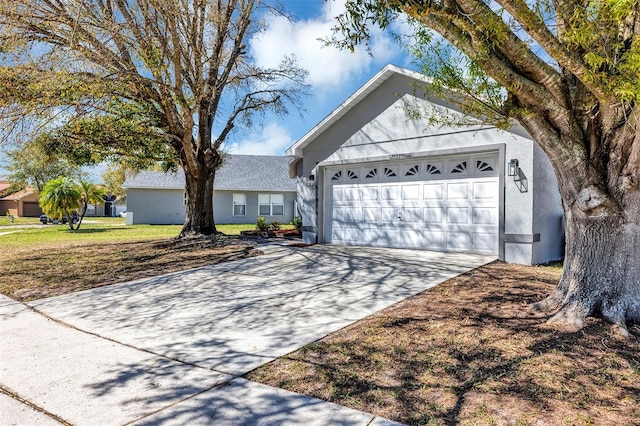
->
[62,212,79,224]
[118,211,127,218]
[39,214,48,224]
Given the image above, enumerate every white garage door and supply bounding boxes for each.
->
[324,153,500,255]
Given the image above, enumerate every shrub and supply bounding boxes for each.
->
[269,221,282,231]
[256,216,269,232]
[292,215,302,231]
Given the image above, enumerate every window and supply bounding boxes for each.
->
[384,167,397,177]
[258,193,285,216]
[233,193,246,216]
[405,165,419,176]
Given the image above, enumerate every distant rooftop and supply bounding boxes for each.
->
[0,181,36,200]
[123,155,296,192]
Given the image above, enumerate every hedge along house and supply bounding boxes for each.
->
[287,65,565,265]
[123,155,297,225]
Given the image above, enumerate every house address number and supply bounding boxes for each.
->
[389,154,405,160]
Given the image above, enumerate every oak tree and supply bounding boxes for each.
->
[334,0,639,334]
[0,0,307,237]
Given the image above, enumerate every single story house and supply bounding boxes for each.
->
[287,65,565,265]
[123,155,297,225]
[0,182,43,217]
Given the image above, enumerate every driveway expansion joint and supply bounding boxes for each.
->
[0,384,72,426]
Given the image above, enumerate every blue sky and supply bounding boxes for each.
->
[222,0,413,156]
[1,0,414,181]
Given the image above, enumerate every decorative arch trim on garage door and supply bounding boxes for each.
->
[323,152,500,255]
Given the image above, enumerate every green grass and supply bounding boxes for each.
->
[0,223,183,247]
[0,216,41,226]
[0,220,293,247]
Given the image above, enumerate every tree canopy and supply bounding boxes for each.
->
[1,142,82,193]
[0,0,308,236]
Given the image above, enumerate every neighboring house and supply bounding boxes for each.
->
[0,182,43,217]
[123,155,297,225]
[286,65,564,265]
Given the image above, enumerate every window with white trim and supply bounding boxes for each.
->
[258,193,285,216]
[233,193,246,216]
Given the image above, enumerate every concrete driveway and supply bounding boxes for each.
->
[1,244,494,425]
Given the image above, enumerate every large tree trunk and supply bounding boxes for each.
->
[520,110,640,336]
[535,202,640,335]
[179,164,217,237]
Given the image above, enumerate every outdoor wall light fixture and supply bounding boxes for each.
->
[306,174,316,188]
[507,159,519,177]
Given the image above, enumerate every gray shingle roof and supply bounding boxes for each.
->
[123,155,296,192]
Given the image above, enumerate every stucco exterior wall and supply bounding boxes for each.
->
[127,189,296,225]
[214,191,297,224]
[294,72,563,265]
[127,188,185,225]
[531,143,565,263]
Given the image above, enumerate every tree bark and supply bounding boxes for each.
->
[179,164,217,237]
[533,186,640,335]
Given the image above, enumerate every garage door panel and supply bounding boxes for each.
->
[325,153,499,256]
[332,226,362,242]
[423,183,444,200]
[447,207,470,224]
[401,208,421,223]
[447,231,471,250]
[423,230,445,249]
[377,229,399,246]
[361,228,379,242]
[397,228,422,248]
[472,207,498,225]
[333,207,362,223]
[362,187,379,200]
[473,181,498,200]
[473,232,498,252]
[424,207,444,224]
[447,182,470,199]
[345,187,360,202]
[401,184,420,200]
[363,207,378,222]
[381,185,400,200]
[381,208,398,223]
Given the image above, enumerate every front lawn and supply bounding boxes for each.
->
[0,221,275,301]
[247,261,640,425]
[0,215,41,226]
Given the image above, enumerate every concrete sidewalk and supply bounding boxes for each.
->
[1,244,493,425]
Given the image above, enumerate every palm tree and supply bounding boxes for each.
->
[77,180,105,229]
[39,177,81,230]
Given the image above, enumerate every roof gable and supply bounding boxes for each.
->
[285,64,531,158]
[123,155,296,192]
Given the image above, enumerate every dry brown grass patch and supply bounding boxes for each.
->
[0,235,261,302]
[247,261,640,425]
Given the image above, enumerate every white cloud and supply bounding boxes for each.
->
[250,1,399,90]
[225,122,293,156]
